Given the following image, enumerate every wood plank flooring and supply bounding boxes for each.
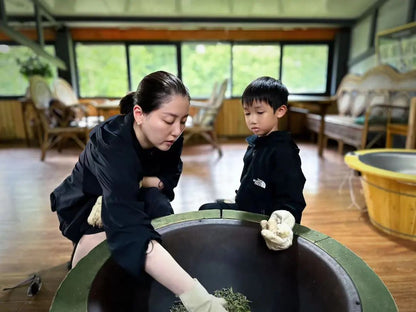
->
[0,140,415,312]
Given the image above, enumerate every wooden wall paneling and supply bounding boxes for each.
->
[216,99,251,137]
[0,100,26,141]
[0,97,311,141]
[215,99,310,137]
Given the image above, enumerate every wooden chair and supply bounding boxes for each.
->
[29,76,89,161]
[386,97,416,149]
[183,79,228,157]
[52,78,103,126]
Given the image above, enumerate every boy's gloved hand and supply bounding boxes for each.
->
[260,210,295,251]
[87,196,103,228]
[179,279,227,312]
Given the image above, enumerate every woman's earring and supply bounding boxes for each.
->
[136,121,141,126]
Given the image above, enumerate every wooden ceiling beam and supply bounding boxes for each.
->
[69,27,340,41]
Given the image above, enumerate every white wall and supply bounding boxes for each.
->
[348,0,413,74]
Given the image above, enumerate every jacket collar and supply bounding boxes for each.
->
[246,131,290,147]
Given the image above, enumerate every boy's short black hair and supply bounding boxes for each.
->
[242,76,289,112]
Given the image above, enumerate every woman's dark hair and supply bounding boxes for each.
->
[242,76,288,112]
[119,91,135,114]
[133,71,190,114]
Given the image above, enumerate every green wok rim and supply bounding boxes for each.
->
[49,210,397,312]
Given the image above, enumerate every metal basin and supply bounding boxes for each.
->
[50,211,397,312]
[358,151,416,175]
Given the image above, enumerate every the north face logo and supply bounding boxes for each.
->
[253,178,266,189]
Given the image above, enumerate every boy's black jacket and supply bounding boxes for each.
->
[235,131,306,223]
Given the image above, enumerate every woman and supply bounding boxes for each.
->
[50,71,226,311]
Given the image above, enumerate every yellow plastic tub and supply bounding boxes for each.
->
[345,149,416,240]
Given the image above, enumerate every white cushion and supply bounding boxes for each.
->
[369,91,389,117]
[350,92,368,117]
[337,91,352,115]
[391,92,410,120]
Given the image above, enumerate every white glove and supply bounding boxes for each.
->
[87,196,103,228]
[179,279,227,312]
[260,210,295,251]
[87,179,143,228]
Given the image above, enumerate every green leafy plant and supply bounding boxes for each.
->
[16,55,53,79]
[170,287,252,312]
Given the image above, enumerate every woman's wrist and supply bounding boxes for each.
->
[141,176,163,189]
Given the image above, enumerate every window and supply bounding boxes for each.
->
[281,44,329,94]
[181,42,231,98]
[0,45,56,96]
[76,43,128,97]
[232,44,280,96]
[0,41,331,98]
[129,44,177,90]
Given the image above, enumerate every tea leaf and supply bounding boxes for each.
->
[169,287,251,312]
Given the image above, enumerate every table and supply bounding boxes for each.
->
[288,95,336,157]
[93,100,120,120]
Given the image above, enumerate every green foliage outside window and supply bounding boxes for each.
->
[129,45,177,90]
[232,45,280,96]
[16,56,53,79]
[282,45,329,93]
[182,43,231,98]
[0,42,330,97]
[76,44,128,97]
[0,45,56,96]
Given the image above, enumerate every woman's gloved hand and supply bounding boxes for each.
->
[88,180,147,228]
[260,210,295,251]
[87,196,103,228]
[179,279,227,312]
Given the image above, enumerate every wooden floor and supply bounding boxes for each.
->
[0,139,415,311]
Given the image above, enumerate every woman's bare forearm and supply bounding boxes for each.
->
[144,240,194,295]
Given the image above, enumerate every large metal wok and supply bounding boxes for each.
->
[50,210,397,312]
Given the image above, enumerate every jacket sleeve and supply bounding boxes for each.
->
[50,148,101,243]
[157,136,184,200]
[91,134,161,279]
[271,147,306,224]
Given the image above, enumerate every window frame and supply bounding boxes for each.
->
[0,40,333,99]
[279,40,334,96]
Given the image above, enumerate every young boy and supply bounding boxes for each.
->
[200,76,306,250]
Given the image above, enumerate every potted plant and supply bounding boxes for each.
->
[16,55,53,80]
[16,55,53,98]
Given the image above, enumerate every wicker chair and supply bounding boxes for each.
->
[29,76,89,161]
[183,79,228,157]
[52,77,103,126]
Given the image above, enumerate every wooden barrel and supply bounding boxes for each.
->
[345,149,416,241]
